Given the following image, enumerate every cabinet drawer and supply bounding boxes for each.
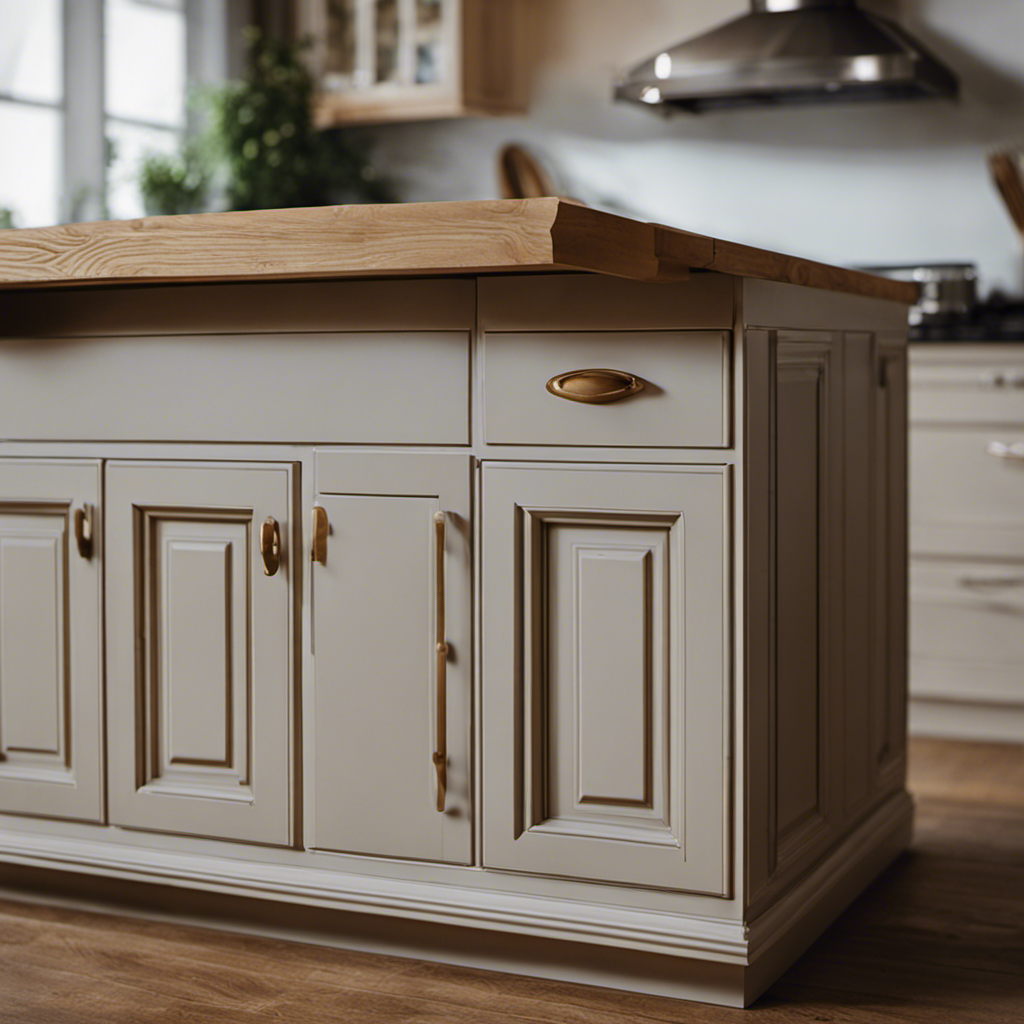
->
[910,358,1024,425]
[482,331,729,447]
[0,332,470,444]
[910,558,1024,706]
[911,427,1024,554]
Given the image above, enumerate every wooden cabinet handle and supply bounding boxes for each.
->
[260,517,281,577]
[74,504,93,560]
[311,505,328,565]
[433,511,448,813]
[546,368,644,404]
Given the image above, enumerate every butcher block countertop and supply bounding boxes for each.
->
[0,197,917,304]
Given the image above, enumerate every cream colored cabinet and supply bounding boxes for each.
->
[0,459,103,823]
[105,461,297,846]
[482,462,728,893]
[310,452,472,864]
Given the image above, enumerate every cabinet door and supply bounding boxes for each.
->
[0,460,103,822]
[106,462,295,846]
[482,463,728,894]
[311,452,471,864]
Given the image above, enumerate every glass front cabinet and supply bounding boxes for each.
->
[299,0,529,125]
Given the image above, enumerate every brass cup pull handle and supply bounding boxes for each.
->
[311,505,328,565]
[433,511,448,813]
[260,517,281,577]
[546,368,645,404]
[74,504,93,560]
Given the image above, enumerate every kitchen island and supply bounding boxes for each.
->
[0,199,915,1007]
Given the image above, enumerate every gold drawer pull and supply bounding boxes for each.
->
[260,517,281,577]
[433,511,448,813]
[311,505,328,565]
[74,504,93,560]
[546,368,645,404]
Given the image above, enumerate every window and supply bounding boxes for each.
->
[0,0,63,226]
[105,0,187,219]
[0,0,233,228]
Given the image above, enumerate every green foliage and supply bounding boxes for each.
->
[0,208,14,230]
[138,140,210,216]
[206,28,393,211]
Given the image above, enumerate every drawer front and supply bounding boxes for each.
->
[482,331,729,448]
[910,427,1024,553]
[0,331,470,444]
[910,558,1024,706]
[910,354,1024,425]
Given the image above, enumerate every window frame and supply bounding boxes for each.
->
[3,0,242,225]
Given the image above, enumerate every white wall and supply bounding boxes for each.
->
[368,0,1024,296]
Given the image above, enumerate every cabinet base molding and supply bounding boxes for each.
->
[0,793,911,1008]
[909,697,1024,744]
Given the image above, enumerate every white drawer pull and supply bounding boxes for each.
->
[958,575,1024,589]
[986,441,1024,461]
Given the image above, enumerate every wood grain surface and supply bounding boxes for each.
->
[0,738,1019,1023]
[0,199,918,303]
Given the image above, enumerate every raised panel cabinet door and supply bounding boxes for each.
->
[768,339,844,878]
[311,452,472,865]
[0,459,103,822]
[106,461,296,846]
[482,463,728,894]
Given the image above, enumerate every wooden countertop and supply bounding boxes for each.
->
[0,198,917,304]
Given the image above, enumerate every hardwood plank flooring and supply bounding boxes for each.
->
[0,738,1021,1023]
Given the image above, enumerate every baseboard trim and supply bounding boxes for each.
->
[0,825,745,963]
[0,790,913,1008]
[744,790,914,1003]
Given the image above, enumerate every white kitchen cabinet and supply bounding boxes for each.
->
[0,460,103,823]
[482,463,727,893]
[105,461,297,846]
[310,452,472,864]
[909,344,1024,743]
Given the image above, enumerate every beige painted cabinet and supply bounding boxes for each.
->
[482,463,727,893]
[105,461,297,846]
[0,460,104,823]
[310,452,472,863]
[0,201,917,1008]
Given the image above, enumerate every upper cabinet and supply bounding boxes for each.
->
[299,0,529,126]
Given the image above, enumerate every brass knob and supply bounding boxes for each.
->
[74,505,93,560]
[546,368,645,404]
[260,517,281,577]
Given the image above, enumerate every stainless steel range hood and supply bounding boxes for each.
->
[615,0,959,113]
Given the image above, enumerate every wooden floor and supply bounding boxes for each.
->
[1,738,1021,1023]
